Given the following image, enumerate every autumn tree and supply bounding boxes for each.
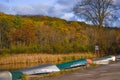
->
[0,18,10,48]
[10,18,37,47]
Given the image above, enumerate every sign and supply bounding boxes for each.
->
[95,45,99,50]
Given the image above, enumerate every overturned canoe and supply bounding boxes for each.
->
[86,59,93,64]
[93,60,110,64]
[0,71,12,80]
[0,64,60,80]
[94,56,115,61]
[0,71,23,80]
[93,56,116,64]
[20,64,60,75]
[56,58,88,70]
[11,71,23,80]
[116,55,120,59]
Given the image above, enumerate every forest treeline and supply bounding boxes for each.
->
[0,12,120,54]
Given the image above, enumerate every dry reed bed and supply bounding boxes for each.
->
[0,53,96,65]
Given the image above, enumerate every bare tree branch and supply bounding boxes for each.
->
[73,0,120,27]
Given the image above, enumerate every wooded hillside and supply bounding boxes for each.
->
[0,12,120,54]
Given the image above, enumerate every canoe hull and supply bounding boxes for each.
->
[0,71,12,80]
[56,58,88,70]
[20,64,60,75]
[93,60,109,64]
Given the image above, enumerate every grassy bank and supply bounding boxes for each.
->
[0,53,96,65]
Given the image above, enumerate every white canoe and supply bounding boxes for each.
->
[0,71,12,80]
[93,60,110,64]
[20,64,60,75]
[93,56,116,65]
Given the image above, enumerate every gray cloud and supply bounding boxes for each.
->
[12,4,52,15]
[0,0,120,27]
[32,4,52,15]
[114,0,120,6]
[113,21,120,27]
[53,0,78,20]
[0,0,77,20]
[0,3,10,13]
[61,12,75,20]
[57,0,77,6]
[0,0,9,3]
[12,5,34,15]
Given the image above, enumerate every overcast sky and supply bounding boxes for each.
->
[0,0,120,27]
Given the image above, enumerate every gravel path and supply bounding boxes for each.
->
[43,61,120,80]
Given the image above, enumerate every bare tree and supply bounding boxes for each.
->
[73,0,120,27]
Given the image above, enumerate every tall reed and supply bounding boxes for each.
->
[0,53,96,65]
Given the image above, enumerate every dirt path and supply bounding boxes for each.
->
[43,61,120,80]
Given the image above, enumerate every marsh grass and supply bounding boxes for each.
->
[0,53,96,65]
[0,53,96,70]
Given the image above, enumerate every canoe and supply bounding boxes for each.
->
[111,56,116,61]
[56,58,88,70]
[93,60,110,64]
[116,55,120,59]
[86,59,93,64]
[11,71,23,80]
[0,64,60,80]
[94,56,115,62]
[0,71,23,80]
[20,64,60,75]
[93,56,116,64]
[0,71,12,80]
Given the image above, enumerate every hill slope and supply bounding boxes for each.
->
[0,13,120,54]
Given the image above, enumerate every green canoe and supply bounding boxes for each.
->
[56,58,88,70]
